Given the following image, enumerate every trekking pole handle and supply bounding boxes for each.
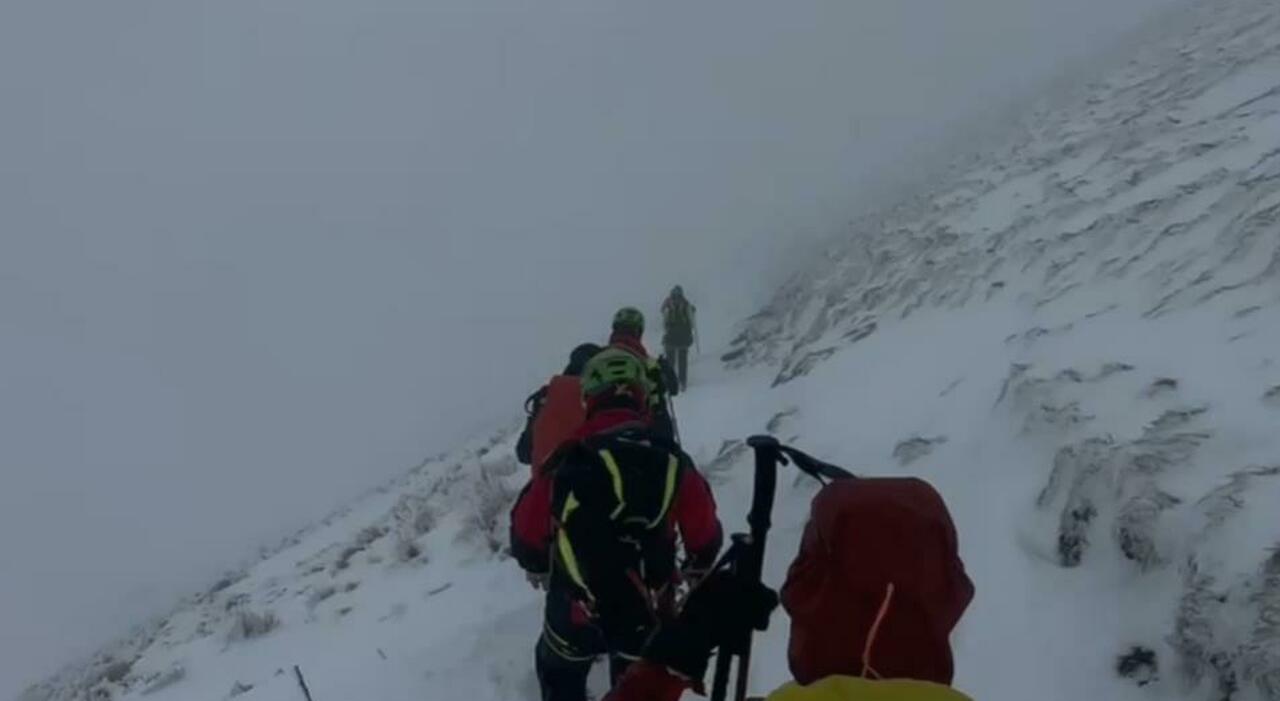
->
[745,437,779,541]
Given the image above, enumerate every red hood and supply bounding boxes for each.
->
[609,333,649,358]
[781,478,974,686]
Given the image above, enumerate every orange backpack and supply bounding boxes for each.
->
[531,375,587,473]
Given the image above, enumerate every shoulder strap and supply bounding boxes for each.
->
[540,436,588,476]
[524,385,548,415]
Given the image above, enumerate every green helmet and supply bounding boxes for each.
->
[612,307,645,335]
[581,348,650,399]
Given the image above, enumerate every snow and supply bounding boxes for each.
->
[944,170,1047,235]
[1051,143,1109,184]
[20,0,1280,700]
[1177,58,1280,122]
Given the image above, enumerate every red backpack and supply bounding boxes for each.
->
[781,478,974,685]
[531,375,587,473]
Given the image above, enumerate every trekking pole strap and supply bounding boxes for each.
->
[744,443,777,567]
[745,435,857,482]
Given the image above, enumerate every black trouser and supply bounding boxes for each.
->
[534,585,643,701]
[535,636,633,701]
[664,345,689,390]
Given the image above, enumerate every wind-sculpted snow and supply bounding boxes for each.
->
[725,0,1280,380]
[717,0,1280,697]
[19,0,1280,700]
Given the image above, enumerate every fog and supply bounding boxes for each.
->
[1,0,1182,694]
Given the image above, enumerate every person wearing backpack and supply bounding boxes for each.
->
[516,343,602,473]
[509,348,723,701]
[607,307,680,442]
[605,475,975,701]
[660,287,696,391]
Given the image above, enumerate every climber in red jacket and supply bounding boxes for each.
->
[509,347,722,701]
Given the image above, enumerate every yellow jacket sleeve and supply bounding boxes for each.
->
[765,676,973,701]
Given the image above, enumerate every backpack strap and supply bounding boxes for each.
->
[596,448,628,520]
[650,452,681,528]
[555,491,591,599]
[591,447,682,528]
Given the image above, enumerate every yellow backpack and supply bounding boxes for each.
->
[765,676,973,701]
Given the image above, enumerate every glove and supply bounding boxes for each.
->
[642,570,778,682]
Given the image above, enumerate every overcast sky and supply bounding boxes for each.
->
[0,0,1183,695]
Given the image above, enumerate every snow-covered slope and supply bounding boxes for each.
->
[20,0,1280,699]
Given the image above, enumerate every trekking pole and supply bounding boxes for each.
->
[665,393,682,445]
[709,436,855,701]
[710,435,780,701]
[693,308,701,356]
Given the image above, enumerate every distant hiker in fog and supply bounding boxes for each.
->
[661,286,696,392]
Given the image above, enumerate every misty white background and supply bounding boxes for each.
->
[1,0,1181,695]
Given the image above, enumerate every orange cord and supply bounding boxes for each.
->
[861,582,896,679]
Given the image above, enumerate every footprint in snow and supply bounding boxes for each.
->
[893,436,948,466]
[1144,377,1179,398]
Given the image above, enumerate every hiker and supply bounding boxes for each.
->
[660,286,696,391]
[607,307,680,441]
[517,343,602,473]
[509,348,723,701]
[606,476,975,701]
